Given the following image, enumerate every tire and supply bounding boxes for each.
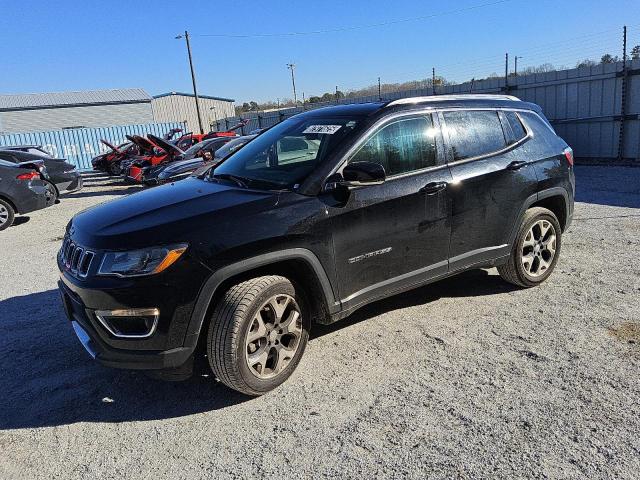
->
[498,207,562,288]
[0,199,15,231]
[108,161,121,176]
[207,275,310,396]
[44,181,58,206]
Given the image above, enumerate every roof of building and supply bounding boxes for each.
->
[153,91,235,103]
[0,88,152,111]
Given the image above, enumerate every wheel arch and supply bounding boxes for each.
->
[508,187,570,247]
[184,248,338,349]
[0,194,18,214]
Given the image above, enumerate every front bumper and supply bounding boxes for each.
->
[57,250,210,371]
[58,279,195,370]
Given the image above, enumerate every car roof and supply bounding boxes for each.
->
[2,144,42,149]
[293,95,538,120]
[299,102,386,118]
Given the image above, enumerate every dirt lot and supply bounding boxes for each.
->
[0,167,639,479]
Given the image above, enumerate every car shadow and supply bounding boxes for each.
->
[63,186,142,198]
[312,269,517,339]
[0,289,248,430]
[0,269,513,430]
[10,216,30,227]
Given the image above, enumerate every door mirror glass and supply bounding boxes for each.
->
[341,161,386,186]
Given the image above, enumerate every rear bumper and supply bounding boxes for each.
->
[63,174,83,192]
[16,181,49,214]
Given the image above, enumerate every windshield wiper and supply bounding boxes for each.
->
[210,173,249,188]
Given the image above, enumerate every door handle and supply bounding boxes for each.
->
[420,181,448,195]
[506,160,527,171]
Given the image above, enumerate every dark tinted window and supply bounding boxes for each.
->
[443,110,506,161]
[504,111,527,143]
[0,153,18,163]
[350,115,438,176]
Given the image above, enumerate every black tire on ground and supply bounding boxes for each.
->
[207,275,310,396]
[44,181,58,206]
[498,206,562,288]
[108,161,121,176]
[0,198,16,231]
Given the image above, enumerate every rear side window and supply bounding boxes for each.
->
[443,110,506,161]
[350,115,438,176]
[503,111,527,144]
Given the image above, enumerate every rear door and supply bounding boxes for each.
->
[440,108,538,271]
[326,112,452,310]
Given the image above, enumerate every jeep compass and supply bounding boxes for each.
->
[58,95,575,395]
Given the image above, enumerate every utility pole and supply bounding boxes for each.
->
[286,63,297,104]
[378,77,382,100]
[302,92,306,110]
[432,67,436,95]
[618,25,628,162]
[514,56,521,76]
[335,85,339,104]
[175,31,204,134]
[504,52,509,90]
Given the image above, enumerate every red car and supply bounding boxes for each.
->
[122,135,170,183]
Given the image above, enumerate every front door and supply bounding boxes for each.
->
[325,112,453,311]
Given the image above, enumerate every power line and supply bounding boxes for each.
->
[191,0,514,38]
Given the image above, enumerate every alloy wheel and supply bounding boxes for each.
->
[521,219,557,277]
[244,294,303,379]
[0,204,8,226]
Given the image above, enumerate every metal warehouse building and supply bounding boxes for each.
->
[0,89,154,133]
[151,92,235,133]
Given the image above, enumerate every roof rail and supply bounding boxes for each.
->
[386,94,521,107]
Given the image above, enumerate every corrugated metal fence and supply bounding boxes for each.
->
[215,59,640,163]
[0,122,184,170]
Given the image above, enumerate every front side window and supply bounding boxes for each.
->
[212,117,360,189]
[349,115,438,176]
[443,110,507,161]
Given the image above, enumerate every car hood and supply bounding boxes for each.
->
[160,158,204,175]
[71,178,279,249]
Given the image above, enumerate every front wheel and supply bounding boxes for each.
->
[207,275,309,396]
[108,161,122,176]
[498,207,562,287]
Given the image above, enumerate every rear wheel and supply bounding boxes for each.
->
[0,199,15,231]
[44,181,58,205]
[498,207,562,287]
[207,275,309,396]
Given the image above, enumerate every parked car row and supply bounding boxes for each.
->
[0,146,83,230]
[91,122,257,187]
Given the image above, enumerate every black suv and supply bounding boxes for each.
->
[58,95,575,395]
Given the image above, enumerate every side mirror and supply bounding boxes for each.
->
[342,161,385,186]
[324,161,386,192]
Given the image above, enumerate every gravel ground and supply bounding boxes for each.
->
[0,167,639,479]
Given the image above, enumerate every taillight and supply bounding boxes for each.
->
[563,147,574,166]
[16,171,40,180]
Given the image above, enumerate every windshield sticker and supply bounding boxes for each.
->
[303,125,342,135]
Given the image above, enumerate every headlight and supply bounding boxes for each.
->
[98,243,188,277]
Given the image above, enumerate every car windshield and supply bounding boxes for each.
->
[210,117,359,189]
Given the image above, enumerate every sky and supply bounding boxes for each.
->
[1,0,639,104]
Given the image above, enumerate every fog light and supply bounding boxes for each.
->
[94,308,160,338]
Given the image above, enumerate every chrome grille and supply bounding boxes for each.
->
[60,237,95,278]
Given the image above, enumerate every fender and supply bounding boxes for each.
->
[182,248,338,349]
[508,186,571,247]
